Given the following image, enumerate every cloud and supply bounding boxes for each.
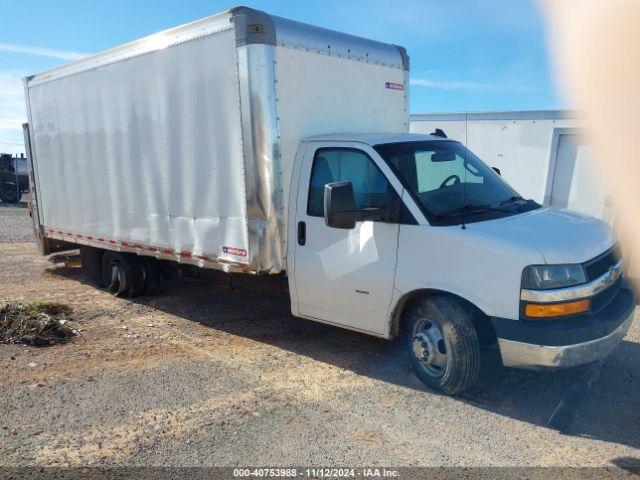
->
[0,71,27,153]
[0,42,89,152]
[410,77,493,91]
[410,76,537,92]
[0,42,87,61]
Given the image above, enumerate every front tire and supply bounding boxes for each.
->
[404,295,480,395]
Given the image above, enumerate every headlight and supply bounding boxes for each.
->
[521,264,586,290]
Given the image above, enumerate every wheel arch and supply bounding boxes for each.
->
[388,288,498,347]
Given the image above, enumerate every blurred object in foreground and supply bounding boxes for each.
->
[541,0,640,292]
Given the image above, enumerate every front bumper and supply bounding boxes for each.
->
[493,280,636,369]
[498,309,633,368]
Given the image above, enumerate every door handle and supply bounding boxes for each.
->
[297,221,306,246]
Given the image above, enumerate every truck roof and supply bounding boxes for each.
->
[302,133,456,146]
[26,6,408,86]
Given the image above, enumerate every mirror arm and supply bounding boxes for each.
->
[358,204,399,223]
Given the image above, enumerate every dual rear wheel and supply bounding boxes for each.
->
[80,247,161,298]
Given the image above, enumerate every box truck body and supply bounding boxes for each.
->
[24,7,409,274]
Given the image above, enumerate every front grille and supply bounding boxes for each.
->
[591,276,622,313]
[583,245,621,281]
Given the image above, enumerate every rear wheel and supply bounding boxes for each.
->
[404,295,480,395]
[101,251,145,298]
[141,257,162,295]
[80,246,106,287]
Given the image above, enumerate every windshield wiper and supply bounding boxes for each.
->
[437,203,514,219]
[499,195,524,206]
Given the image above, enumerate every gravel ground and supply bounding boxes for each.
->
[1,207,640,471]
[0,205,33,243]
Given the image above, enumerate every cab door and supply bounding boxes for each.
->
[291,142,407,336]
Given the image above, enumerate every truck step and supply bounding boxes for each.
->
[48,251,81,268]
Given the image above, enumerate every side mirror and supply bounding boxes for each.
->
[324,181,398,229]
[324,181,358,229]
[492,167,501,176]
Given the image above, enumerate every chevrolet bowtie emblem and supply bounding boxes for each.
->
[609,265,621,284]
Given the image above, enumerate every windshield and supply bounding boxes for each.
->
[374,140,539,225]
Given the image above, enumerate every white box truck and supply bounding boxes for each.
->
[23,7,635,394]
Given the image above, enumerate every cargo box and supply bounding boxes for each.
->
[24,7,409,273]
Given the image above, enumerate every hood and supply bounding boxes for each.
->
[468,207,615,264]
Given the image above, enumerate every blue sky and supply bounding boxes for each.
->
[0,0,564,154]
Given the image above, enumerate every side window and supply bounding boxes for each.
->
[15,159,28,175]
[307,148,396,218]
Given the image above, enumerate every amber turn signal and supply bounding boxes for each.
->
[525,299,590,318]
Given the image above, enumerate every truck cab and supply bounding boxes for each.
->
[0,153,28,203]
[288,133,636,394]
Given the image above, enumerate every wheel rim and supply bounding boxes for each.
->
[412,318,448,377]
[107,261,127,296]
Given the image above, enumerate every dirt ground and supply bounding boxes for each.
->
[1,206,640,470]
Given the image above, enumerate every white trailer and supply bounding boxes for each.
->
[410,111,585,208]
[23,8,634,395]
[24,6,409,274]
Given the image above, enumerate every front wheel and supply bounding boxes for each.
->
[403,295,480,395]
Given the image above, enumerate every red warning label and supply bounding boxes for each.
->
[385,82,404,91]
[223,246,248,257]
